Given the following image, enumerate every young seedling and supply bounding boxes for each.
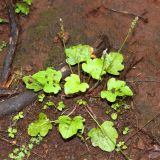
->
[13,112,24,121]
[101,78,133,102]
[76,99,87,106]
[7,127,17,138]
[23,0,32,5]
[38,93,45,102]
[56,101,65,111]
[15,3,30,15]
[0,41,7,52]
[111,113,118,120]
[123,127,129,135]
[116,141,128,152]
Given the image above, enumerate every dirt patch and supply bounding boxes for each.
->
[0,0,160,160]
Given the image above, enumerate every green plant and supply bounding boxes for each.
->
[65,44,93,65]
[0,18,8,24]
[82,58,106,80]
[0,41,7,52]
[13,112,24,121]
[64,74,89,94]
[88,121,118,152]
[15,3,30,15]
[101,78,133,102]
[20,17,138,159]
[8,135,42,160]
[76,99,87,106]
[38,93,45,102]
[23,68,62,93]
[55,115,85,139]
[28,113,52,137]
[116,141,128,152]
[23,0,32,5]
[111,113,118,120]
[56,101,65,111]
[7,127,17,138]
[123,127,129,135]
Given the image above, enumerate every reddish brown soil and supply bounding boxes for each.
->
[0,0,160,160]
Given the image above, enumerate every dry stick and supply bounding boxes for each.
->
[119,55,144,80]
[0,136,45,159]
[0,0,19,86]
[125,112,160,143]
[127,80,160,83]
[102,6,148,23]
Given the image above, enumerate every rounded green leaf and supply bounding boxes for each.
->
[64,74,89,94]
[104,52,124,75]
[65,44,92,65]
[82,58,106,80]
[88,121,118,152]
[57,115,85,139]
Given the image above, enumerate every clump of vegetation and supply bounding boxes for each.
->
[15,0,32,15]
[2,16,139,160]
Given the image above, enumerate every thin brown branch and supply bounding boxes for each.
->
[0,0,19,86]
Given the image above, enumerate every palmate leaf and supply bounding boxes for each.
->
[28,113,52,137]
[82,58,106,80]
[88,121,118,152]
[23,68,62,94]
[64,74,89,94]
[56,115,85,139]
[65,44,93,65]
[101,78,133,102]
[103,52,124,75]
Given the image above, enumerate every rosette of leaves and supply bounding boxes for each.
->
[64,74,89,94]
[23,68,62,94]
[65,44,93,65]
[56,115,85,139]
[88,121,118,152]
[82,58,106,80]
[28,113,52,137]
[103,52,124,75]
[101,78,133,102]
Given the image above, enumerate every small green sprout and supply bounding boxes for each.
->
[123,127,129,135]
[76,99,87,106]
[56,101,65,111]
[116,141,128,152]
[111,113,118,120]
[13,112,24,121]
[43,101,54,109]
[15,3,30,15]
[38,93,45,102]
[23,0,32,5]
[8,127,17,138]
[0,41,7,52]
[101,78,133,102]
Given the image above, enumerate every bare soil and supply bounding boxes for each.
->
[0,0,160,159]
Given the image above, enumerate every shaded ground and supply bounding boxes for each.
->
[0,0,160,159]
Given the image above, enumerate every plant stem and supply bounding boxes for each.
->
[78,63,80,78]
[118,30,130,53]
[118,16,139,53]
[85,105,130,160]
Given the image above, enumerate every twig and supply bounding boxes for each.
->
[0,0,19,86]
[127,80,160,83]
[119,55,144,80]
[125,112,160,143]
[104,7,148,23]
